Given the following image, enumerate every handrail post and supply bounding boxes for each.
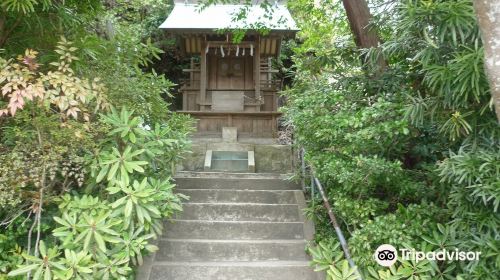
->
[300,147,307,192]
[299,146,363,280]
[313,178,363,280]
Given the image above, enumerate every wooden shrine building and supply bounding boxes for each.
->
[160,1,298,138]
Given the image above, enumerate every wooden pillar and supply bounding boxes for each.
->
[182,91,187,111]
[272,114,277,137]
[254,36,261,112]
[267,57,272,82]
[200,38,207,111]
[189,57,194,85]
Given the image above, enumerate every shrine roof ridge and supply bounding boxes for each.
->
[159,3,299,34]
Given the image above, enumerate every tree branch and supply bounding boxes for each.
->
[33,127,46,258]
[0,13,22,48]
[26,213,36,280]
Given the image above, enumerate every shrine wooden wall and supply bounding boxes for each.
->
[180,111,281,138]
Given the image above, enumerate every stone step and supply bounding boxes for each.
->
[164,220,305,240]
[149,261,320,280]
[176,203,301,222]
[137,174,322,280]
[174,177,300,190]
[155,239,309,262]
[175,171,290,179]
[177,189,298,204]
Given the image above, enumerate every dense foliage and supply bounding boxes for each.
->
[0,0,193,279]
[6,106,189,279]
[286,0,499,279]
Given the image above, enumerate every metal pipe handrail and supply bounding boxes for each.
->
[300,148,363,280]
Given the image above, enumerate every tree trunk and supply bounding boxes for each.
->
[0,11,7,47]
[473,0,500,122]
[341,0,386,72]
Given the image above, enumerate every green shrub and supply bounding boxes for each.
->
[1,37,192,278]
[8,107,189,279]
[287,0,500,279]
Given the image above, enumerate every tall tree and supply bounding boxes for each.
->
[341,0,386,71]
[473,0,500,122]
[341,0,379,49]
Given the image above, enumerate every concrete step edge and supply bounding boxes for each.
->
[177,189,301,192]
[158,238,308,244]
[174,171,294,179]
[176,203,302,222]
[150,261,312,267]
[174,179,301,190]
[154,239,310,262]
[169,219,304,224]
[163,219,306,240]
[177,190,300,204]
[182,202,299,206]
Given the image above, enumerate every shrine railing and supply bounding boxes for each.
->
[299,148,363,280]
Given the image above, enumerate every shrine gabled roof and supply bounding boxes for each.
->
[159,3,299,34]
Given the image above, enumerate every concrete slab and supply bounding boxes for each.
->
[149,262,320,280]
[191,136,277,145]
[255,145,294,173]
[203,150,212,171]
[176,203,302,222]
[207,142,254,152]
[173,177,301,190]
[178,140,296,174]
[176,143,207,172]
[155,239,309,262]
[163,220,305,240]
[222,127,238,142]
[248,151,255,172]
[176,189,299,204]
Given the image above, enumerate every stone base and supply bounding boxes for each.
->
[176,140,295,174]
[222,127,238,142]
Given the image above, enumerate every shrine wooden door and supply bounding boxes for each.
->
[216,57,245,89]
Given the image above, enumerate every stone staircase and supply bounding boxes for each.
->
[137,172,322,280]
